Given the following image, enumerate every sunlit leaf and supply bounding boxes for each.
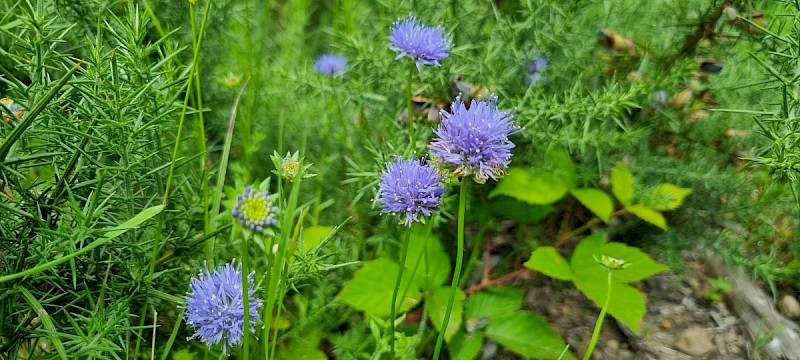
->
[626,204,667,230]
[485,312,574,359]
[465,287,523,320]
[489,167,569,205]
[571,188,613,222]
[406,226,450,289]
[428,286,465,342]
[610,162,634,206]
[645,183,692,211]
[337,258,421,317]
[525,246,573,281]
[448,330,483,360]
[490,196,554,223]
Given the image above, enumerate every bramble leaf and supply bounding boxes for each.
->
[646,183,692,211]
[485,312,574,359]
[525,246,573,281]
[489,167,569,205]
[448,331,483,360]
[429,286,465,342]
[336,258,421,317]
[406,226,450,289]
[571,188,614,222]
[626,204,667,230]
[611,162,634,206]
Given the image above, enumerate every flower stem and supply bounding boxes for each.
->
[406,61,416,150]
[583,269,613,360]
[432,179,467,360]
[389,227,413,358]
[240,230,250,360]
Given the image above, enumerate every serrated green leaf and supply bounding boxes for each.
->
[626,204,667,230]
[466,287,523,320]
[448,330,483,360]
[489,167,569,205]
[570,233,648,334]
[525,246,573,281]
[647,183,692,211]
[485,312,574,359]
[571,188,613,222]
[406,226,450,289]
[601,243,668,283]
[301,226,333,253]
[545,149,577,190]
[611,162,634,206]
[336,258,421,317]
[490,196,554,223]
[429,286,465,342]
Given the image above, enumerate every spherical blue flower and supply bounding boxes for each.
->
[429,95,521,183]
[183,260,262,355]
[525,55,549,86]
[388,15,450,71]
[232,186,278,231]
[313,54,348,75]
[377,156,444,226]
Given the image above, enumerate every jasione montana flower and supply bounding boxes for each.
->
[377,156,444,226]
[182,260,262,355]
[232,186,278,231]
[313,54,348,76]
[388,15,450,71]
[429,95,521,183]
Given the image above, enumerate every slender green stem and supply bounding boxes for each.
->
[583,270,613,360]
[262,177,302,359]
[240,230,251,360]
[432,179,467,360]
[406,61,416,150]
[389,228,413,358]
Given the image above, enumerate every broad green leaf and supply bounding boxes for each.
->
[610,162,634,207]
[406,226,450,289]
[466,287,523,320]
[448,330,483,360]
[276,330,326,360]
[428,286,465,342]
[646,183,692,211]
[626,204,667,230]
[544,149,577,190]
[485,311,574,359]
[601,242,668,283]
[570,233,647,334]
[301,226,333,253]
[525,246,573,281]
[490,196,554,223]
[570,188,613,222]
[573,278,646,335]
[337,258,421,317]
[489,167,569,205]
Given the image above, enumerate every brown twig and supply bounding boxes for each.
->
[674,3,729,63]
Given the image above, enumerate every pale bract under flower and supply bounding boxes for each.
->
[388,15,450,71]
[429,95,521,183]
[377,157,445,226]
[182,260,262,355]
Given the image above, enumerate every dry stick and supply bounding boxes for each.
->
[151,310,158,360]
[465,209,626,295]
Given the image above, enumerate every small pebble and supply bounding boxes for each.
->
[779,295,800,318]
[675,326,714,356]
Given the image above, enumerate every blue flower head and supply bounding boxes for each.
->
[232,186,278,231]
[429,95,521,183]
[525,55,549,86]
[313,54,348,76]
[389,15,450,71]
[183,260,262,355]
[377,156,445,226]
